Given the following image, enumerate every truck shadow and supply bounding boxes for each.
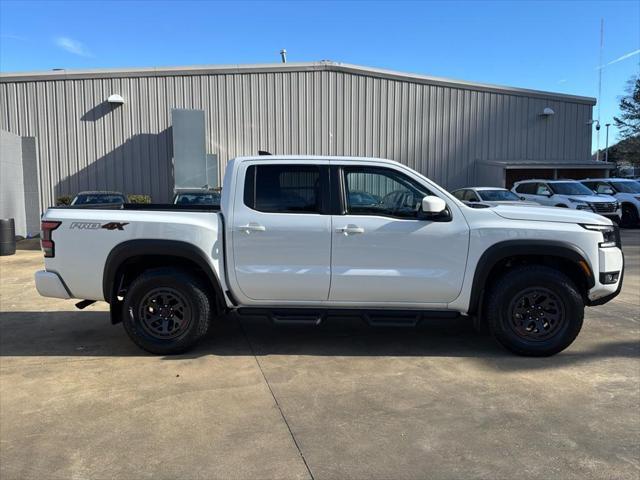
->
[0,311,637,370]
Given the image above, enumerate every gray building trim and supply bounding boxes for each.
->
[0,61,596,105]
[480,160,614,169]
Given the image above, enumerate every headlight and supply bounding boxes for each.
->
[568,198,586,203]
[581,224,620,248]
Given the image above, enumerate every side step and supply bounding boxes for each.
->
[236,307,459,327]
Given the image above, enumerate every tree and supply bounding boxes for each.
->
[613,76,640,165]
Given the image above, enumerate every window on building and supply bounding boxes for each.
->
[244,164,321,213]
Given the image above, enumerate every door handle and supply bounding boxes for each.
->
[336,225,365,235]
[238,223,266,234]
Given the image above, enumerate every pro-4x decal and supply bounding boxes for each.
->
[101,222,129,231]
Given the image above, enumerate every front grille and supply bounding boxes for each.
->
[590,202,617,213]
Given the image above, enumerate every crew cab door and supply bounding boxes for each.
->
[229,161,332,302]
[329,164,470,304]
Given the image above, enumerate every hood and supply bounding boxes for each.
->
[566,194,617,203]
[492,205,612,225]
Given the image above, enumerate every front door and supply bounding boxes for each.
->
[231,162,331,302]
[329,165,470,304]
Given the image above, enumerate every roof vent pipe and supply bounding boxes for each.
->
[280,49,287,63]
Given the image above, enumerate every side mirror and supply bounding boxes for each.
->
[519,196,526,201]
[421,195,447,215]
[468,197,478,203]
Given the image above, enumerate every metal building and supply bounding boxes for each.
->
[0,61,611,233]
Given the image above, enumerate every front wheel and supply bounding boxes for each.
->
[486,265,584,356]
[122,268,212,354]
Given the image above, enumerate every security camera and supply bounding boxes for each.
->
[587,119,601,130]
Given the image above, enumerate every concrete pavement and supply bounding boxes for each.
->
[1,231,638,479]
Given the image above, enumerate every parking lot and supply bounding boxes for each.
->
[0,231,638,480]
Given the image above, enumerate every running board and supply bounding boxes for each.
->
[236,307,459,327]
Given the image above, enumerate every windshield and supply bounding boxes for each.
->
[610,181,640,194]
[174,192,221,206]
[548,182,595,196]
[477,190,520,201]
[72,194,124,205]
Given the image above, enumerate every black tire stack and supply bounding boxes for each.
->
[0,218,16,256]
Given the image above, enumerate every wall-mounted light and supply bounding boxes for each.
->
[540,107,555,116]
[107,94,125,105]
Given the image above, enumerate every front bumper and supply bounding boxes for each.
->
[586,248,624,306]
[35,270,71,299]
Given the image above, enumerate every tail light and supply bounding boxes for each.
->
[41,221,61,257]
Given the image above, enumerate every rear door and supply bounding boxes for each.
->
[329,164,470,305]
[230,161,332,302]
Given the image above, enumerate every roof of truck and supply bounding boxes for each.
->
[234,155,402,164]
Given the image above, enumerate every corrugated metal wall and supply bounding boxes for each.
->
[0,67,594,208]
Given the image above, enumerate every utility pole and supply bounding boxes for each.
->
[596,18,604,161]
[605,123,611,162]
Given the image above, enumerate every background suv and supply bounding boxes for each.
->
[580,178,640,227]
[512,180,621,222]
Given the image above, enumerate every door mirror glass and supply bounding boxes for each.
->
[421,196,447,214]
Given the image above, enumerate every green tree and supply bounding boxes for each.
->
[613,76,640,164]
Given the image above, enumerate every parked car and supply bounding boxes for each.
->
[451,187,540,207]
[70,191,126,208]
[579,178,640,227]
[173,189,221,207]
[35,156,623,357]
[512,180,621,223]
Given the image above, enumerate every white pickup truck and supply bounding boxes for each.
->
[36,156,624,356]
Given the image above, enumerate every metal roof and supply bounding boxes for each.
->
[0,60,596,104]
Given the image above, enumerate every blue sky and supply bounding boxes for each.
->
[1,0,638,153]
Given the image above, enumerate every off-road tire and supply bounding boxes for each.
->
[486,265,584,356]
[122,268,212,354]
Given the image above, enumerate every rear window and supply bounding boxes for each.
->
[175,192,221,206]
[244,164,321,213]
[72,194,124,205]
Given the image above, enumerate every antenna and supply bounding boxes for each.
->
[280,49,287,63]
[596,18,604,161]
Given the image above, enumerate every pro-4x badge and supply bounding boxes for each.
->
[101,222,129,231]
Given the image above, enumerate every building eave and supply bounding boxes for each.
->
[0,61,597,105]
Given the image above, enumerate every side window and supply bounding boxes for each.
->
[453,190,466,200]
[463,190,478,202]
[516,183,537,194]
[244,164,321,213]
[536,183,550,195]
[343,166,430,219]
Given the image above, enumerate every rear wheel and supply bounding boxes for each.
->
[486,265,584,356]
[122,268,212,354]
